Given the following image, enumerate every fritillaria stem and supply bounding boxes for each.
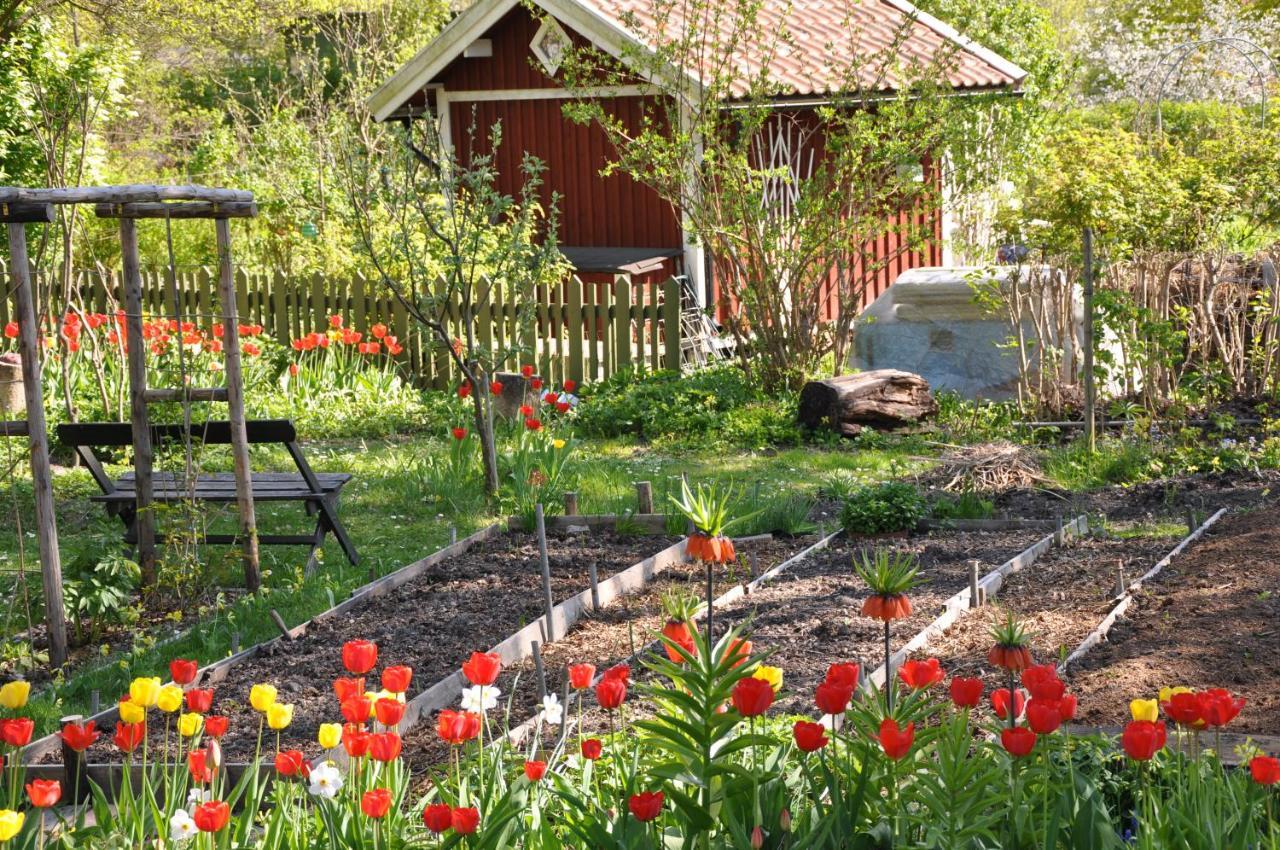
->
[884,620,893,714]
[705,560,714,649]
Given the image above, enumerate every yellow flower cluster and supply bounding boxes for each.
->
[0,681,30,710]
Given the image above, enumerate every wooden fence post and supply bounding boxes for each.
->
[6,222,69,668]
[663,277,682,371]
[614,275,632,373]
[119,218,157,588]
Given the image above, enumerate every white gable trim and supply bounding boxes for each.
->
[878,0,1027,84]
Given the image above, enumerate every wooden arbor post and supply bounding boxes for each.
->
[2,201,69,668]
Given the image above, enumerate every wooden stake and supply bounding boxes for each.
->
[535,504,556,642]
[1082,226,1096,453]
[269,609,292,640]
[90,690,100,716]
[563,491,579,516]
[231,631,241,654]
[449,525,457,545]
[969,560,981,608]
[7,223,68,667]
[1186,507,1196,534]
[216,218,261,592]
[588,560,599,612]
[531,640,547,701]
[1115,562,1127,597]
[635,481,653,514]
[119,218,158,588]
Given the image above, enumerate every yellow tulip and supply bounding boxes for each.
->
[129,676,162,708]
[1158,686,1192,703]
[119,699,146,725]
[0,809,24,842]
[178,712,204,738]
[553,439,566,450]
[1130,698,1159,723]
[266,702,294,731]
[751,665,784,694]
[0,680,30,710]
[156,684,184,714]
[249,684,277,713]
[317,723,342,749]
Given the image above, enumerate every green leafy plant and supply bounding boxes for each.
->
[930,491,995,521]
[62,552,141,645]
[839,482,926,535]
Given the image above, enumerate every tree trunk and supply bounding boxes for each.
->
[797,370,936,436]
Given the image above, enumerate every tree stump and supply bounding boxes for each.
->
[0,353,22,416]
[798,370,936,436]
[492,371,541,419]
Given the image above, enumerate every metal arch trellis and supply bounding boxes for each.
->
[1135,36,1280,142]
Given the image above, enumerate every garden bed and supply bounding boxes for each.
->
[441,526,1057,759]
[924,530,1180,723]
[50,529,679,764]
[1066,507,1280,734]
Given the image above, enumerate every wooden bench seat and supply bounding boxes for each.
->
[58,419,359,567]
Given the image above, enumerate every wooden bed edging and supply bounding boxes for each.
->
[1061,723,1277,766]
[1058,508,1227,675]
[917,518,1061,532]
[866,515,1089,688]
[18,524,505,766]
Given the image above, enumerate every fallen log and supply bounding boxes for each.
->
[798,370,936,435]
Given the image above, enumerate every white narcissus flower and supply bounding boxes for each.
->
[170,810,197,842]
[187,788,211,806]
[308,761,344,798]
[538,693,563,726]
[460,685,500,713]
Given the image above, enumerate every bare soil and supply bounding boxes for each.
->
[1067,508,1280,734]
[65,530,678,763]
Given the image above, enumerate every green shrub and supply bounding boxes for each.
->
[574,365,800,448]
[839,482,925,535]
[930,491,995,521]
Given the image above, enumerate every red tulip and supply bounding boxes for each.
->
[382,666,413,694]
[731,677,774,717]
[949,677,983,708]
[334,677,365,703]
[824,662,860,690]
[60,720,98,752]
[596,677,627,710]
[204,716,229,738]
[342,695,373,724]
[1200,689,1245,728]
[452,807,480,834]
[792,720,829,752]
[186,688,214,714]
[329,314,344,329]
[1021,665,1064,702]
[170,658,199,686]
[193,800,230,832]
[342,640,378,675]
[525,417,542,431]
[362,788,393,819]
[1001,727,1037,757]
[371,323,388,340]
[113,721,145,753]
[531,378,543,391]
[563,379,577,393]
[521,364,534,378]
[814,681,853,716]
[897,658,945,690]
[877,718,915,760]
[423,803,453,833]
[1057,694,1078,721]
[436,710,481,746]
[344,725,372,758]
[602,663,631,684]
[991,688,1026,721]
[374,698,405,727]
[275,750,305,777]
[462,651,501,686]
[458,382,472,399]
[26,778,61,808]
[1121,720,1167,761]
[519,404,534,417]
[369,731,402,762]
[524,760,547,781]
[1026,699,1063,735]
[489,380,504,396]
[581,738,603,760]
[1,717,34,747]
[629,791,664,822]
[451,426,467,441]
[568,664,595,689]
[188,748,215,783]
[556,401,571,414]
[1162,692,1206,728]
[1249,755,1280,785]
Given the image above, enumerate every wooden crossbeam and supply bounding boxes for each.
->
[93,201,257,220]
[0,185,252,205]
[142,388,229,403]
[0,420,30,437]
[0,203,54,223]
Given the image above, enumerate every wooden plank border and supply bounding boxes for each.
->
[866,516,1089,688]
[1058,509,1226,675]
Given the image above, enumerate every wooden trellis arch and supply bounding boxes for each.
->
[0,185,260,668]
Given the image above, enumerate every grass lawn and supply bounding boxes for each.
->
[0,430,934,735]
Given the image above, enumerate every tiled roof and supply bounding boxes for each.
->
[579,0,1025,96]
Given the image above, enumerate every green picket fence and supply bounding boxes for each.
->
[0,262,683,389]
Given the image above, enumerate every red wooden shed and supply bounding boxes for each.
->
[368,0,1025,316]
